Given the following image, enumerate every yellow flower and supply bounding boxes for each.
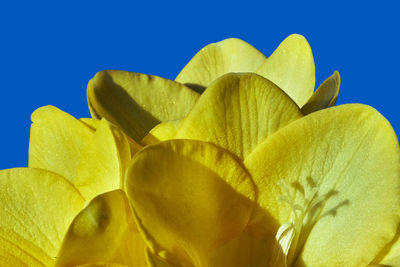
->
[63,68,400,266]
[86,34,340,145]
[1,34,398,267]
[120,72,400,266]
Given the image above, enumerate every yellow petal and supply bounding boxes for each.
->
[210,230,283,267]
[175,73,303,159]
[370,226,400,266]
[80,118,101,130]
[244,104,400,266]
[75,264,128,267]
[87,70,200,142]
[126,139,256,266]
[0,168,84,266]
[146,249,175,267]
[301,71,341,114]
[141,119,183,146]
[256,34,315,107]
[55,190,146,267]
[175,38,267,91]
[75,119,131,200]
[29,106,94,184]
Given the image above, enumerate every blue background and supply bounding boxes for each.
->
[0,1,399,169]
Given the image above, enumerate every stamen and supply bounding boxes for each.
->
[275,178,330,266]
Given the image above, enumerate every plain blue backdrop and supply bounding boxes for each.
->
[0,1,399,169]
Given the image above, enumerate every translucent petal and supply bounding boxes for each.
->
[55,190,146,267]
[256,34,315,107]
[175,38,267,91]
[141,119,182,145]
[244,104,400,266]
[0,168,84,266]
[29,106,94,184]
[301,71,341,114]
[126,139,256,266]
[87,70,199,142]
[176,73,303,159]
[75,119,131,200]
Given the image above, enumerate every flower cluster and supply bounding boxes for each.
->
[1,34,399,267]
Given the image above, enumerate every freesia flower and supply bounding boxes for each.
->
[122,73,400,266]
[60,71,400,266]
[86,34,340,144]
[1,34,399,267]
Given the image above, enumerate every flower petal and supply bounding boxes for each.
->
[141,119,183,145]
[256,34,315,107]
[175,73,303,159]
[75,264,128,267]
[175,38,267,91]
[209,231,283,267]
[244,104,400,266]
[370,226,400,266]
[301,71,341,114]
[29,106,94,184]
[87,70,199,142]
[55,190,146,267]
[80,118,101,130]
[0,168,84,266]
[146,249,175,267]
[75,119,131,200]
[126,139,256,266]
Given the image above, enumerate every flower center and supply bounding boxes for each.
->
[275,178,335,266]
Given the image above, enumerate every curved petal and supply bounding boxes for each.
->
[75,119,131,200]
[0,168,84,266]
[175,73,303,159]
[55,190,146,267]
[244,104,400,266]
[79,117,143,158]
[29,106,94,184]
[141,119,183,146]
[87,70,199,142]
[175,38,267,91]
[125,139,256,266]
[301,71,341,114]
[256,34,315,107]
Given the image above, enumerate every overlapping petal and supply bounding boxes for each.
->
[245,104,400,266]
[29,106,94,184]
[141,119,183,145]
[29,106,138,200]
[175,38,267,91]
[301,71,341,114]
[176,34,316,107]
[255,34,315,107]
[125,139,256,266]
[75,119,131,200]
[87,70,200,142]
[55,190,146,267]
[175,73,303,159]
[0,168,84,266]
